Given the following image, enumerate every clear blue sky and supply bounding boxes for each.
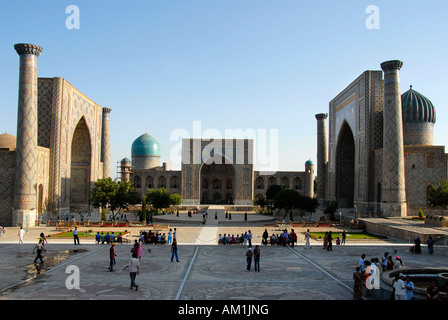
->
[1,1,447,178]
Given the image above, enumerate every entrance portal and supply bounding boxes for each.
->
[336,122,355,206]
[200,156,235,204]
[70,117,91,210]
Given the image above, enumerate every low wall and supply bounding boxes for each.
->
[425,214,448,227]
[362,219,446,243]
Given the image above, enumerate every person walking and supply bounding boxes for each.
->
[262,229,269,245]
[353,267,363,300]
[247,230,252,248]
[426,280,440,300]
[171,238,179,262]
[109,243,117,271]
[371,258,381,290]
[123,253,140,291]
[167,228,173,245]
[73,226,80,245]
[33,239,47,264]
[359,254,366,272]
[253,245,260,272]
[341,230,346,245]
[137,239,143,260]
[427,236,435,255]
[363,260,372,296]
[323,232,328,250]
[245,247,253,271]
[39,232,48,248]
[18,227,25,244]
[291,229,297,247]
[280,230,285,246]
[404,276,414,300]
[413,237,422,254]
[304,229,311,249]
[327,231,333,251]
[393,273,406,300]
[381,252,389,271]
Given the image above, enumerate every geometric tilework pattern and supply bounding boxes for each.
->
[37,78,53,148]
[0,152,15,226]
[14,53,39,210]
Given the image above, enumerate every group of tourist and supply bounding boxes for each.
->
[411,236,436,255]
[353,252,409,300]
[140,228,176,245]
[95,231,123,244]
[218,230,253,246]
[321,230,347,251]
[265,229,297,247]
[245,245,261,272]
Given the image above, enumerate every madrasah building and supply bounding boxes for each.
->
[315,60,448,218]
[118,136,315,207]
[0,44,111,227]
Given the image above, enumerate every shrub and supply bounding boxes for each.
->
[418,208,425,219]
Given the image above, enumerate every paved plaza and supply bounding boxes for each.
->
[1,211,448,305]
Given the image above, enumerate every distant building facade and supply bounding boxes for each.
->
[120,136,314,206]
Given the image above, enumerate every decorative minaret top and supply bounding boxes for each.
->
[14,43,43,56]
[315,113,328,120]
[380,60,403,71]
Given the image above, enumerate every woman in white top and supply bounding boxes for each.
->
[394,256,404,269]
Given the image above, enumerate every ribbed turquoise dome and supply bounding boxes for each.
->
[401,86,436,124]
[305,159,314,166]
[131,132,161,157]
[121,157,131,164]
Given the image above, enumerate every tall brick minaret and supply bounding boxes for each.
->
[380,60,407,217]
[101,107,112,178]
[315,113,328,200]
[12,43,43,227]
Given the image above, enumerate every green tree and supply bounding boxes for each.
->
[274,188,301,221]
[427,180,448,209]
[323,200,339,221]
[146,188,182,210]
[140,196,147,222]
[90,177,141,220]
[253,196,268,211]
[298,196,319,220]
[266,184,283,208]
[169,193,183,207]
[146,187,171,212]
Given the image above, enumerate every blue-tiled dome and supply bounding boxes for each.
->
[401,86,436,124]
[305,159,314,166]
[131,132,161,157]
